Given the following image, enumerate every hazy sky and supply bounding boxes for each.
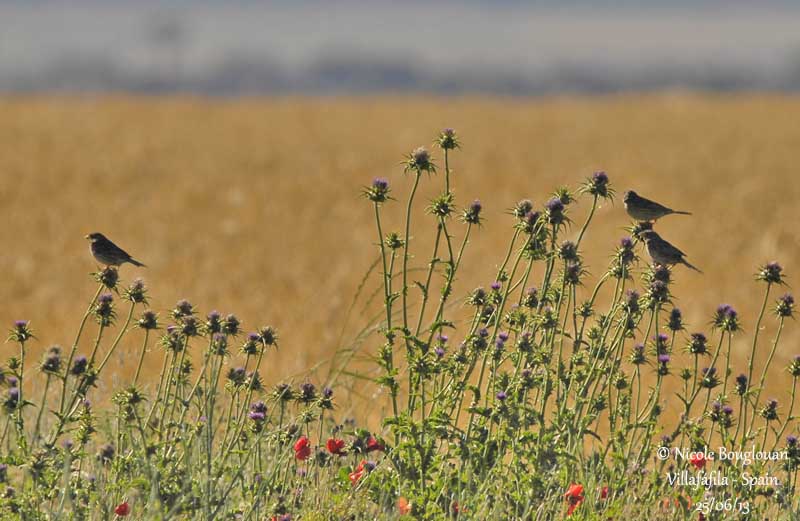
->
[1,1,799,93]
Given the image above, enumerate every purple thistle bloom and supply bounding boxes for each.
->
[620,237,633,250]
[758,261,784,284]
[436,334,448,344]
[496,391,508,401]
[98,293,114,304]
[372,178,389,191]
[490,281,501,291]
[592,171,609,186]
[787,435,798,446]
[498,331,509,342]
[478,328,489,338]
[248,411,266,422]
[658,354,670,364]
[434,347,445,358]
[722,405,734,415]
[322,386,334,399]
[13,320,28,329]
[545,197,564,213]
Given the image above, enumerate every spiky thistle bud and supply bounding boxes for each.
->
[435,128,459,150]
[757,261,784,285]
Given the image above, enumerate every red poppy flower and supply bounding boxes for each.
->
[293,436,311,461]
[600,486,609,500]
[397,497,411,515]
[366,436,385,452]
[326,437,346,455]
[349,460,368,485]
[564,483,585,516]
[114,502,130,516]
[689,452,706,470]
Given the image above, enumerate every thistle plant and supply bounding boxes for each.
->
[0,128,797,520]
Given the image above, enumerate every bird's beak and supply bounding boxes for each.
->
[84,234,90,240]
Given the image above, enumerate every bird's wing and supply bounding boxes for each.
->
[640,196,672,213]
[657,237,686,257]
[105,240,133,260]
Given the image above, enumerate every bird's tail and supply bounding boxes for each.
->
[672,210,692,215]
[683,259,702,273]
[128,258,146,268]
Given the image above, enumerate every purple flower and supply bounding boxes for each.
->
[658,354,670,364]
[248,411,266,421]
[463,199,483,225]
[758,261,784,284]
[498,331,509,342]
[496,391,508,401]
[434,347,445,358]
[490,281,502,291]
[787,435,798,446]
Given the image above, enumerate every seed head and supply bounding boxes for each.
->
[41,346,62,374]
[259,326,278,346]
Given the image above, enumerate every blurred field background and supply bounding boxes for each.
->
[1,94,799,423]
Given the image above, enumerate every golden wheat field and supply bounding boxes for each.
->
[1,94,800,421]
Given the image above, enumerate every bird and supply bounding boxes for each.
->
[623,190,691,222]
[85,233,146,267]
[638,230,701,273]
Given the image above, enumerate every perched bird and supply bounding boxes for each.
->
[623,190,691,222]
[85,233,146,267]
[639,230,701,273]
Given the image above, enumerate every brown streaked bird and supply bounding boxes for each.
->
[85,233,146,267]
[639,230,701,273]
[623,190,691,222]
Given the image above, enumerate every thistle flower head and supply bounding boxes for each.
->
[435,128,460,150]
[522,287,538,309]
[404,146,435,173]
[94,267,119,290]
[299,382,317,403]
[138,310,159,330]
[630,343,646,365]
[172,299,194,319]
[467,287,487,307]
[760,398,779,421]
[496,391,508,401]
[757,261,784,285]
[511,199,534,220]
[94,294,116,326]
[223,314,240,336]
[71,355,88,376]
[227,367,247,387]
[242,333,261,355]
[668,308,684,331]
[8,320,33,343]
[734,373,748,395]
[581,170,613,199]
[211,333,228,356]
[363,177,391,203]
[630,221,653,240]
[205,311,222,334]
[123,278,148,303]
[788,355,800,378]
[41,346,62,374]
[545,197,565,225]
[462,199,483,225]
[259,326,278,346]
[776,293,795,318]
[181,316,200,337]
[688,332,708,355]
[713,304,740,332]
[559,241,579,261]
